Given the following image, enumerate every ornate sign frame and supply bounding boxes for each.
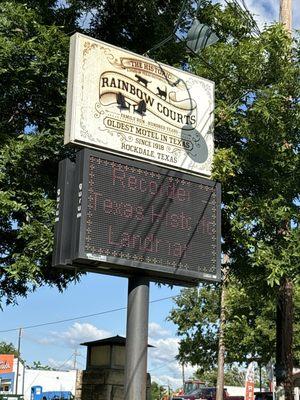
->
[65,33,215,176]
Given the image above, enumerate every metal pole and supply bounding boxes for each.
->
[124,276,150,400]
[15,328,22,394]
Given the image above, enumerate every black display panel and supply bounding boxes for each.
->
[67,149,221,285]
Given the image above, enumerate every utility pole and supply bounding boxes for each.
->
[276,278,294,400]
[15,328,22,395]
[279,0,292,33]
[73,348,79,370]
[276,3,294,400]
[182,363,185,390]
[216,256,229,400]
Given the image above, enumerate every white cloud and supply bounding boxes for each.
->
[37,322,112,348]
[47,357,75,370]
[150,337,179,365]
[148,322,171,338]
[36,321,195,389]
[244,0,277,29]
[241,0,299,30]
[148,332,197,389]
[213,0,299,30]
[151,374,183,391]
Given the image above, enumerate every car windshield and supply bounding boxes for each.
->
[185,382,205,394]
[189,388,216,396]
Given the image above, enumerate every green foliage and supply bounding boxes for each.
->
[168,284,220,368]
[151,381,166,400]
[195,365,269,388]
[169,281,280,368]
[0,2,79,305]
[169,280,300,368]
[28,361,56,370]
[169,0,299,368]
[0,0,195,305]
[0,341,19,357]
[70,0,192,65]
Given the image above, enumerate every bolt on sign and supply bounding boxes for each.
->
[64,33,215,177]
[53,149,221,285]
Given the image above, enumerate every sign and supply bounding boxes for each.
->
[64,33,214,176]
[0,355,14,374]
[245,362,255,400]
[53,149,221,285]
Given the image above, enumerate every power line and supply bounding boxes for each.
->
[0,295,177,333]
[225,0,260,36]
[143,0,189,56]
[24,353,75,394]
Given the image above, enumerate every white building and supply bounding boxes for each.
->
[23,368,77,400]
[0,356,77,400]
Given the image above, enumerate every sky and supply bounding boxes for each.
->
[1,0,299,392]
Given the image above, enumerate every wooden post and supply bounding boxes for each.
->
[279,0,292,33]
[276,278,294,400]
[182,363,185,390]
[216,256,229,400]
[15,328,22,395]
[276,4,293,400]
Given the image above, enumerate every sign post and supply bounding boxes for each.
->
[245,362,255,400]
[124,277,150,400]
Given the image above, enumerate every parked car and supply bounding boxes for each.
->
[254,392,273,400]
[172,387,244,400]
[172,387,225,400]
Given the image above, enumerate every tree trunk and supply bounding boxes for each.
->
[216,264,229,400]
[275,277,294,400]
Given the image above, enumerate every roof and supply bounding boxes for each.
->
[80,335,154,347]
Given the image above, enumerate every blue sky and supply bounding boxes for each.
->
[1,0,299,391]
[1,275,184,388]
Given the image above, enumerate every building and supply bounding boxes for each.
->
[294,369,300,400]
[0,354,77,400]
[0,354,25,394]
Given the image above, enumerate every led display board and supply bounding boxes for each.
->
[64,33,214,176]
[53,149,221,285]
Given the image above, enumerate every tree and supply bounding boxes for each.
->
[71,0,192,64]
[195,365,269,388]
[169,2,299,396]
[169,282,300,368]
[0,341,19,357]
[151,381,167,400]
[0,1,79,305]
[28,361,56,371]
[0,0,192,305]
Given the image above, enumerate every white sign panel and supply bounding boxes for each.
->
[65,33,215,176]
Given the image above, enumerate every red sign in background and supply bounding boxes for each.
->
[0,355,14,373]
